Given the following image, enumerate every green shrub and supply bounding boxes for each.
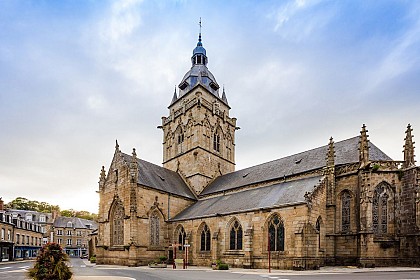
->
[90,256,96,263]
[28,243,72,280]
[218,263,229,270]
[158,256,168,263]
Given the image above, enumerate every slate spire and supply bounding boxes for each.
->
[222,86,228,105]
[171,86,178,105]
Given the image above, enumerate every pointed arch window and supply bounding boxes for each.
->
[341,191,351,232]
[111,201,124,246]
[150,212,160,246]
[178,226,186,251]
[229,220,243,250]
[200,224,211,251]
[213,131,220,152]
[373,184,389,234]
[268,215,284,251]
[178,131,184,144]
[316,217,322,249]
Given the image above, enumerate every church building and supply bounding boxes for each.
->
[96,31,420,269]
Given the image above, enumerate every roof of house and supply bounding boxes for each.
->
[121,153,196,200]
[53,216,97,230]
[171,175,323,221]
[200,136,392,196]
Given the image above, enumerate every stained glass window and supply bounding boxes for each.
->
[268,215,284,251]
[213,132,220,152]
[316,217,321,249]
[150,212,160,246]
[200,224,211,251]
[111,202,124,246]
[229,220,243,250]
[342,192,351,232]
[373,184,388,234]
[178,227,186,251]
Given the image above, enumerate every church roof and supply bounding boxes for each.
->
[171,176,323,221]
[53,216,97,230]
[201,136,392,196]
[121,153,196,200]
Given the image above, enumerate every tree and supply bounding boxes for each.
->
[28,243,72,280]
[5,197,60,212]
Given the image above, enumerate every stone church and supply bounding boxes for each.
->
[96,32,420,269]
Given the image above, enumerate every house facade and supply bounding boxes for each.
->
[52,216,97,257]
[96,33,420,269]
[0,199,44,261]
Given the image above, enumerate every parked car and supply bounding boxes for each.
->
[80,254,89,259]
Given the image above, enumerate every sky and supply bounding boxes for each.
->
[1,0,419,213]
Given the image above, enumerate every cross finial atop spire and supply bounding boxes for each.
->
[198,18,202,44]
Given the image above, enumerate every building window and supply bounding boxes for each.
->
[268,215,284,251]
[67,221,73,228]
[373,184,389,234]
[67,230,72,236]
[7,230,11,241]
[111,201,125,246]
[77,231,82,236]
[229,220,243,250]
[177,226,186,251]
[25,213,32,221]
[39,215,46,223]
[26,236,29,245]
[57,238,62,245]
[316,217,322,249]
[341,191,351,232]
[200,224,211,251]
[77,239,81,246]
[57,229,63,236]
[16,234,20,244]
[67,239,72,246]
[1,228,4,240]
[150,212,160,246]
[178,132,184,144]
[213,132,220,152]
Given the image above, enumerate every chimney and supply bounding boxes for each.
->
[0,197,4,211]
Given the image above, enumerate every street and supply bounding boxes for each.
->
[1,258,420,280]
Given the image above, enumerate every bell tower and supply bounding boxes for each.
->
[159,27,238,195]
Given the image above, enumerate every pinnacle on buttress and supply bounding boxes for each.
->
[403,123,416,168]
[132,148,137,161]
[326,137,335,167]
[359,124,370,167]
[100,166,106,181]
[115,139,120,152]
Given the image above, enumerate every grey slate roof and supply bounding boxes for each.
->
[121,153,196,200]
[171,176,323,221]
[53,216,97,230]
[201,136,392,196]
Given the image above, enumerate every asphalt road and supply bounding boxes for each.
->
[1,258,420,280]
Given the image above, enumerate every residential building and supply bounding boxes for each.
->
[52,216,97,257]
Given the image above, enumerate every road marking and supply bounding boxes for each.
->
[0,267,11,270]
[19,266,30,269]
[259,276,289,280]
[81,265,86,267]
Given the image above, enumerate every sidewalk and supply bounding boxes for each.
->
[89,261,420,275]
